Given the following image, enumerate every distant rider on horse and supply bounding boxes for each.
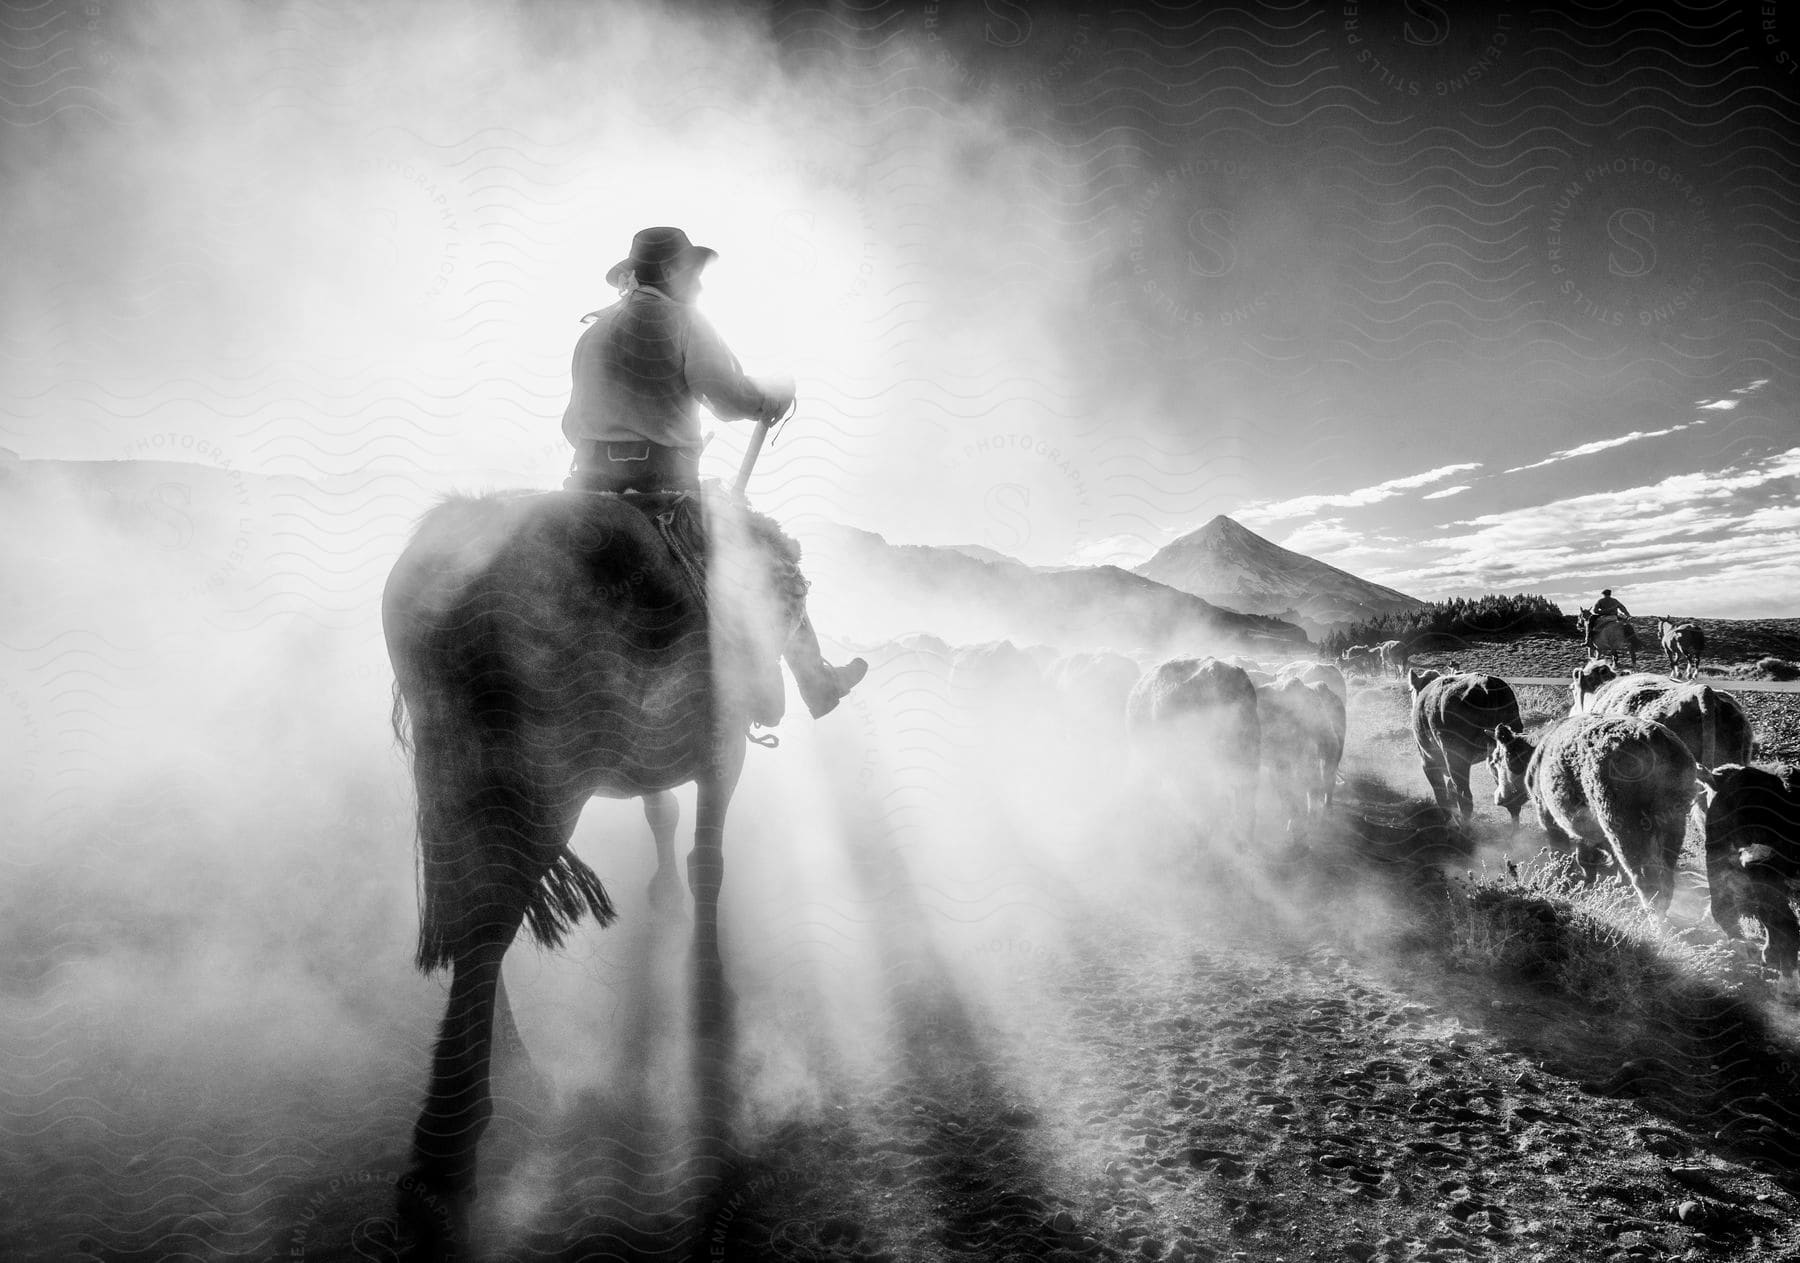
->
[1590,588,1640,654]
[561,225,867,722]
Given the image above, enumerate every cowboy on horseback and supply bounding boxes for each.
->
[561,225,866,722]
[1590,588,1640,654]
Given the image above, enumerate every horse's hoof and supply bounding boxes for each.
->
[396,1171,470,1262]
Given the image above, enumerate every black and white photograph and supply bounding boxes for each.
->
[3,1,1799,1259]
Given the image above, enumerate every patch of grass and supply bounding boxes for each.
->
[1514,684,1569,731]
[1436,850,1741,1016]
[1754,657,1799,681]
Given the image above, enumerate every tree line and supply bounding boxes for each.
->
[1318,594,1572,657]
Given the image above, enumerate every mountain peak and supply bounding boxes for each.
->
[1133,515,1424,630]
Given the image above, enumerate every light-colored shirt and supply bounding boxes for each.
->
[561,288,779,454]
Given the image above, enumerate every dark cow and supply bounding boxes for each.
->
[1255,678,1344,838]
[1378,639,1410,677]
[1338,645,1380,678]
[1127,657,1261,848]
[1695,763,1800,994]
[1573,669,1754,768]
[1488,715,1697,911]
[1409,669,1523,825]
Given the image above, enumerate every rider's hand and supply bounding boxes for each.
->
[757,373,796,425]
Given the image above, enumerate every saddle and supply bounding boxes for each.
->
[1588,612,1639,645]
[561,476,807,730]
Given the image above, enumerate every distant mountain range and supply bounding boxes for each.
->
[802,524,1308,656]
[1133,514,1426,636]
[4,459,1419,653]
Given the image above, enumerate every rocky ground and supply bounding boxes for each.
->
[693,833,1800,1263]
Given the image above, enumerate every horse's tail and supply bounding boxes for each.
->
[389,678,412,755]
[404,711,618,975]
[411,756,456,974]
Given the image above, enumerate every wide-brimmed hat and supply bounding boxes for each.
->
[605,226,717,289]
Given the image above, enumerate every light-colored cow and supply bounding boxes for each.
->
[1046,650,1142,725]
[1488,715,1698,911]
[1571,667,1753,768]
[1276,659,1348,705]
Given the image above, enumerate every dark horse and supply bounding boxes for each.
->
[1578,607,1637,670]
[381,486,804,1256]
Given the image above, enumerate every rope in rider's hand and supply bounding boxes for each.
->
[766,391,797,445]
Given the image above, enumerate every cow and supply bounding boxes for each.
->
[1409,668,1523,826]
[1378,639,1410,677]
[1569,659,1621,710]
[1572,668,1754,769]
[1048,649,1140,704]
[1695,763,1800,993]
[1127,657,1261,849]
[1337,644,1380,678]
[1276,659,1348,705]
[1487,715,1698,911]
[1046,649,1142,731]
[948,639,1046,699]
[1659,617,1705,680]
[1255,678,1344,838]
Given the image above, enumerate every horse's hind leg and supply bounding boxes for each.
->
[403,926,517,1258]
[644,789,685,914]
[402,822,552,1257]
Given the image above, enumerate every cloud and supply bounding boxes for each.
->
[1065,533,1159,568]
[1422,484,1471,500]
[1237,463,1483,523]
[1502,421,1705,475]
[1698,399,1738,411]
[1360,447,1800,611]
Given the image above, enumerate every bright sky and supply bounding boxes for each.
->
[3,0,1797,617]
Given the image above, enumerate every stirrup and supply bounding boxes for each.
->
[747,727,780,748]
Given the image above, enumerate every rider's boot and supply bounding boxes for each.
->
[783,611,868,719]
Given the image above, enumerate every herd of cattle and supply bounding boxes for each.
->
[874,634,1800,994]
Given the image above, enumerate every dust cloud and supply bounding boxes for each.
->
[0,2,1411,1257]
